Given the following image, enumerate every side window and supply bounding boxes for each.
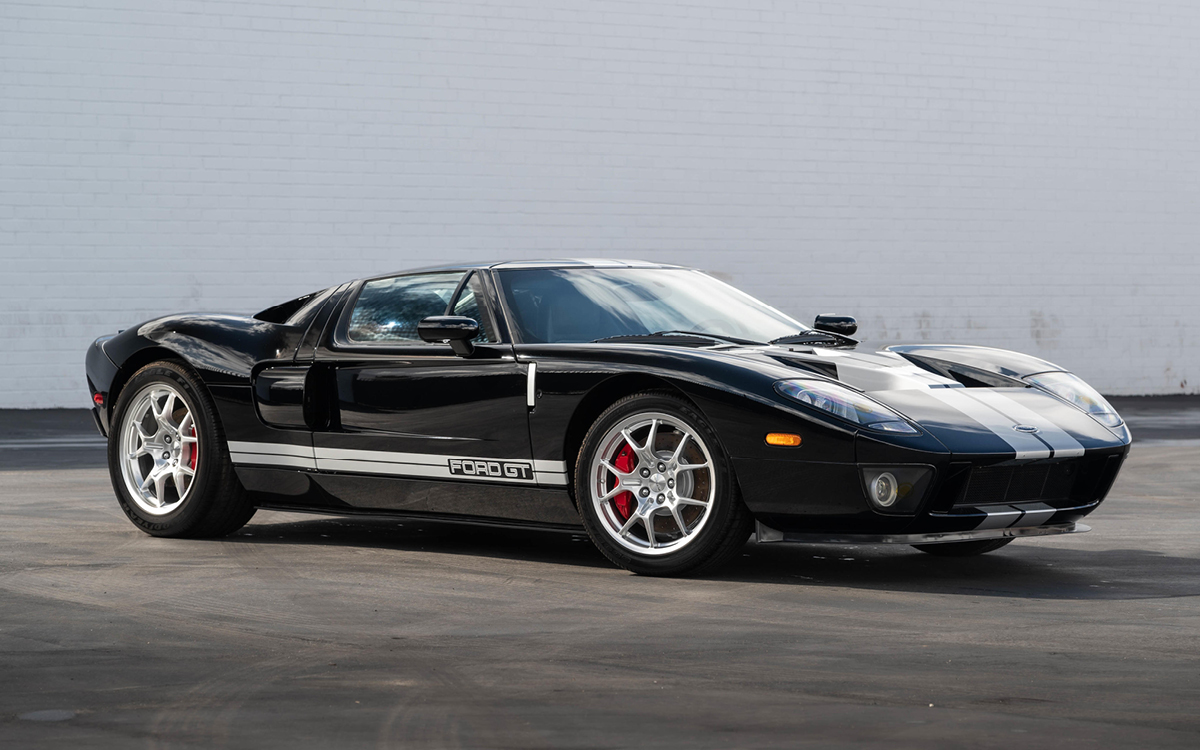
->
[346,272,464,343]
[449,273,497,343]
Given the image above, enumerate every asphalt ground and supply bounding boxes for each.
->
[1,400,1198,748]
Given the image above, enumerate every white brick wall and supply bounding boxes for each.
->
[3,0,1198,407]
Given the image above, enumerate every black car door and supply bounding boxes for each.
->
[306,270,552,519]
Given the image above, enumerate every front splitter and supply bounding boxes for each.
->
[754,521,1089,546]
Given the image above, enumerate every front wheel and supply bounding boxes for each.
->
[108,361,255,538]
[911,538,1014,557]
[574,392,753,576]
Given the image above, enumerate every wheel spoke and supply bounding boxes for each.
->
[642,514,657,548]
[676,497,708,508]
[153,469,169,505]
[670,432,691,464]
[620,428,643,456]
[598,484,627,502]
[670,505,690,535]
[149,392,165,421]
[618,513,641,537]
[173,468,190,496]
[161,393,179,429]
[644,419,659,457]
[676,461,710,473]
[600,459,632,482]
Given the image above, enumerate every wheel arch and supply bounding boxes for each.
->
[562,373,704,490]
[106,347,196,423]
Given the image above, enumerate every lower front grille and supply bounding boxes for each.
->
[955,456,1120,508]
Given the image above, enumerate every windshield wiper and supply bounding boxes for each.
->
[593,330,760,346]
[769,331,856,347]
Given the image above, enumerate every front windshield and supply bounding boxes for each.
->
[497,268,806,344]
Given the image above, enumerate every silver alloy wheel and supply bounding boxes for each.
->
[118,383,200,516]
[589,411,716,556]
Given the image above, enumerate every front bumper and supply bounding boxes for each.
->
[736,445,1128,536]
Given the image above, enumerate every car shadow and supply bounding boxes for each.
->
[721,541,1200,601]
[225,513,1200,601]
[226,514,613,570]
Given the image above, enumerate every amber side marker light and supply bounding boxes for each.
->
[765,433,802,447]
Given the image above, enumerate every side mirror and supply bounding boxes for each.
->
[813,314,857,337]
[418,316,480,356]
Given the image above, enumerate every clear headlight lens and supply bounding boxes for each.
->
[1024,371,1123,428]
[775,379,919,434]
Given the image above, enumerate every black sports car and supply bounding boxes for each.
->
[85,260,1130,575]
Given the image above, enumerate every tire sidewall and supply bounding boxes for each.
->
[575,393,743,575]
[107,362,224,535]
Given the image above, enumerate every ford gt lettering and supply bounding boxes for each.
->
[449,459,533,480]
[84,260,1130,576]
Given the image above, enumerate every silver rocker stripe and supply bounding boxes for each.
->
[230,441,566,487]
[924,388,1051,460]
[229,452,317,470]
[315,458,507,481]
[227,441,316,458]
[314,446,446,466]
[314,447,540,485]
[964,390,1086,458]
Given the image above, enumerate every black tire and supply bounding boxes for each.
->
[911,538,1014,557]
[574,391,753,576]
[107,361,255,538]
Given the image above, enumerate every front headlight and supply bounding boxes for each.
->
[775,379,919,434]
[1024,371,1123,428]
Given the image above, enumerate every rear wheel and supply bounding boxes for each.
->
[575,392,752,576]
[108,361,255,538]
[911,538,1013,557]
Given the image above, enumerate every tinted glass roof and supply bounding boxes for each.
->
[374,258,684,277]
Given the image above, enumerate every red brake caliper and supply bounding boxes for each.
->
[188,425,198,471]
[612,443,636,520]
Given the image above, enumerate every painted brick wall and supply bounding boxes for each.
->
[3,0,1198,407]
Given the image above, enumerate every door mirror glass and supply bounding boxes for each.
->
[418,316,480,356]
[813,314,857,336]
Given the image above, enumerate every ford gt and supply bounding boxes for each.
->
[85,260,1130,575]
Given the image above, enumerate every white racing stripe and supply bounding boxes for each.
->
[227,439,569,487]
[966,502,1060,530]
[1010,502,1057,528]
[972,506,1025,530]
[964,390,1086,458]
[924,388,1051,459]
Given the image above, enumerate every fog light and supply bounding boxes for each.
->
[860,466,934,515]
[871,472,898,507]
